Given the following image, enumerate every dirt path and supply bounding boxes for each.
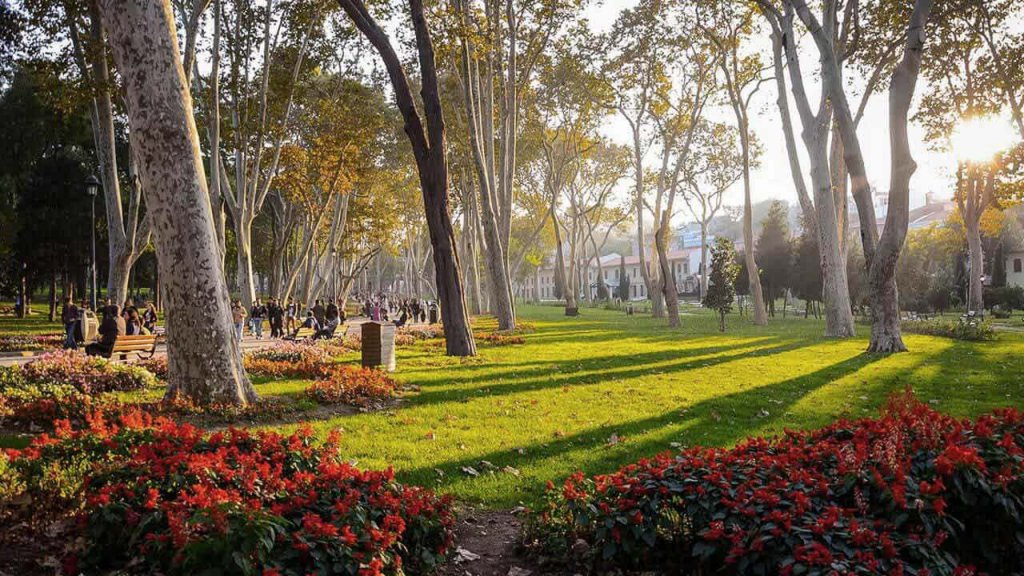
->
[442,509,548,576]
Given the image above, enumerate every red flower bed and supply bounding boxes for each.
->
[532,392,1024,575]
[305,366,398,408]
[3,410,455,575]
[0,391,123,431]
[398,325,444,341]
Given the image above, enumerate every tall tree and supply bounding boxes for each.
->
[704,237,739,332]
[757,1,854,338]
[756,200,792,316]
[682,120,743,297]
[27,0,155,307]
[96,0,254,405]
[763,0,937,351]
[696,0,768,326]
[336,0,476,356]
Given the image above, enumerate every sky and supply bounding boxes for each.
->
[584,0,1019,219]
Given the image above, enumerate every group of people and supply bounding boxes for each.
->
[59,297,158,356]
[55,290,441,356]
[356,293,438,328]
[223,292,440,344]
[230,297,348,342]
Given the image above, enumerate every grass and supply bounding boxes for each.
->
[0,304,62,337]
[5,303,1024,509]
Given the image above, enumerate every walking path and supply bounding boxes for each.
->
[0,318,384,367]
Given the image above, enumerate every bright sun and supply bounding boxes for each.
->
[951,114,1020,164]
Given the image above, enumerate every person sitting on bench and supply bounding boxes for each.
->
[86,305,126,357]
[316,315,339,340]
[288,310,319,338]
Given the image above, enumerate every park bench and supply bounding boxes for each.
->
[103,334,158,362]
[286,326,316,341]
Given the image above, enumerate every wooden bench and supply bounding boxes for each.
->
[104,334,158,362]
[286,327,316,341]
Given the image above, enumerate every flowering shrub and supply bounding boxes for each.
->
[0,355,153,431]
[248,340,331,364]
[18,350,156,394]
[902,318,996,341]
[398,324,444,341]
[317,337,360,355]
[135,356,168,380]
[0,388,123,431]
[0,334,63,352]
[4,411,455,575]
[394,332,418,347]
[478,332,526,346]
[244,342,335,379]
[154,395,299,424]
[531,392,1024,575]
[305,366,398,408]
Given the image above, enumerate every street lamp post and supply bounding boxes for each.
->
[85,175,100,311]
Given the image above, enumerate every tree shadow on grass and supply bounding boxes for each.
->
[396,351,882,507]
[403,339,812,408]
[401,337,780,388]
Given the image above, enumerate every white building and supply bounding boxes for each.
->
[523,246,707,302]
[1007,250,1024,290]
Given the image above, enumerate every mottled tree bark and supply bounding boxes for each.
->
[97,0,255,404]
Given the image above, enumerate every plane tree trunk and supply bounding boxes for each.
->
[97,0,255,405]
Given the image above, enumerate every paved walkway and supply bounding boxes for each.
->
[0,318,390,367]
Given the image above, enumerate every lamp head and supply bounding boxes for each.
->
[85,175,100,197]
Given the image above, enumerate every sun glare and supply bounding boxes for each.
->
[951,115,1019,164]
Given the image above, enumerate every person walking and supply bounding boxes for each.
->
[267,298,284,338]
[231,300,247,341]
[61,297,79,349]
[142,303,158,333]
[250,299,266,339]
[285,297,297,334]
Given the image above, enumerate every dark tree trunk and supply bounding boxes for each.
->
[336,0,476,355]
[48,273,58,322]
[97,0,256,404]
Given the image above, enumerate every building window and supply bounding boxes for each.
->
[1015,258,1022,273]
[616,269,620,280]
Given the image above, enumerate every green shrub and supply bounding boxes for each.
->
[902,318,996,341]
[984,286,1024,312]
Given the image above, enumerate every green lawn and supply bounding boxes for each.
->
[6,303,1024,509]
[245,305,1024,508]
[0,304,62,336]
